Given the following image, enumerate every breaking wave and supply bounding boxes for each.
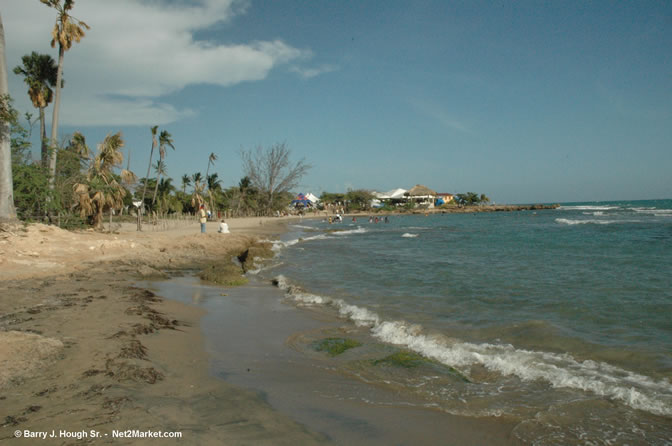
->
[272,275,672,417]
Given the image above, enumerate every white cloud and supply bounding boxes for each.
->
[290,64,338,79]
[3,0,309,126]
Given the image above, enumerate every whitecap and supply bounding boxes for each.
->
[558,205,620,211]
[402,233,419,238]
[555,218,617,225]
[331,227,368,236]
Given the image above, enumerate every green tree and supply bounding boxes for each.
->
[13,52,58,166]
[72,132,135,229]
[181,174,191,193]
[344,189,374,211]
[40,0,89,190]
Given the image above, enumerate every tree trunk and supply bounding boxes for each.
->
[151,173,160,206]
[47,44,65,191]
[39,106,47,166]
[140,146,154,207]
[0,14,17,222]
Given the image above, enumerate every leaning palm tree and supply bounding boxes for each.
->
[72,132,136,229]
[13,52,58,166]
[204,152,217,179]
[151,159,166,206]
[181,174,191,193]
[40,0,89,190]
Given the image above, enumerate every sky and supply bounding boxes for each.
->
[3,0,671,204]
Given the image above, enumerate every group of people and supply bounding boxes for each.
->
[198,205,229,234]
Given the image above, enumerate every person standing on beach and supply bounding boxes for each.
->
[198,205,207,233]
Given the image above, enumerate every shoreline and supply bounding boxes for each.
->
[0,217,328,444]
[0,216,522,444]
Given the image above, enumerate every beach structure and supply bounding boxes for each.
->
[305,193,320,204]
[436,193,455,205]
[372,188,407,207]
[291,193,317,209]
[405,184,437,208]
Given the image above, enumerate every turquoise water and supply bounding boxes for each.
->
[259,199,672,444]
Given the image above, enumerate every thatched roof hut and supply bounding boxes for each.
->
[406,184,437,197]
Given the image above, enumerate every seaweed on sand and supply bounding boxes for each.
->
[313,338,362,357]
[373,350,471,382]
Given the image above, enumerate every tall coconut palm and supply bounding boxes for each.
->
[151,159,166,206]
[72,132,136,229]
[40,0,89,190]
[181,174,191,193]
[205,152,217,179]
[0,13,16,222]
[158,130,175,162]
[13,52,58,166]
[150,130,174,207]
[140,125,158,208]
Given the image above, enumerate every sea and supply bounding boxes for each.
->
[246,199,672,444]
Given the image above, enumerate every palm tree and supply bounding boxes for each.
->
[155,177,175,213]
[150,130,174,207]
[40,0,89,190]
[181,174,191,193]
[190,172,204,209]
[72,132,135,229]
[0,13,16,222]
[140,125,158,209]
[191,172,202,190]
[151,159,166,206]
[158,130,175,165]
[205,152,217,179]
[235,176,252,216]
[13,52,58,166]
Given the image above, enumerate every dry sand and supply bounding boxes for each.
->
[0,216,327,444]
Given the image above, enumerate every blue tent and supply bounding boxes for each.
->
[291,193,313,207]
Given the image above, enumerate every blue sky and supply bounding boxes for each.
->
[4,0,671,203]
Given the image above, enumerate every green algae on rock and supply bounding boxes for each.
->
[313,338,362,357]
[373,350,471,382]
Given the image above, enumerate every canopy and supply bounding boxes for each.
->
[291,193,314,207]
[305,193,320,203]
[374,188,407,199]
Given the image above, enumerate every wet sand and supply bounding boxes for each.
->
[0,217,325,444]
[148,275,520,445]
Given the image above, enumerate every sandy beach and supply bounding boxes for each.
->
[0,216,328,444]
